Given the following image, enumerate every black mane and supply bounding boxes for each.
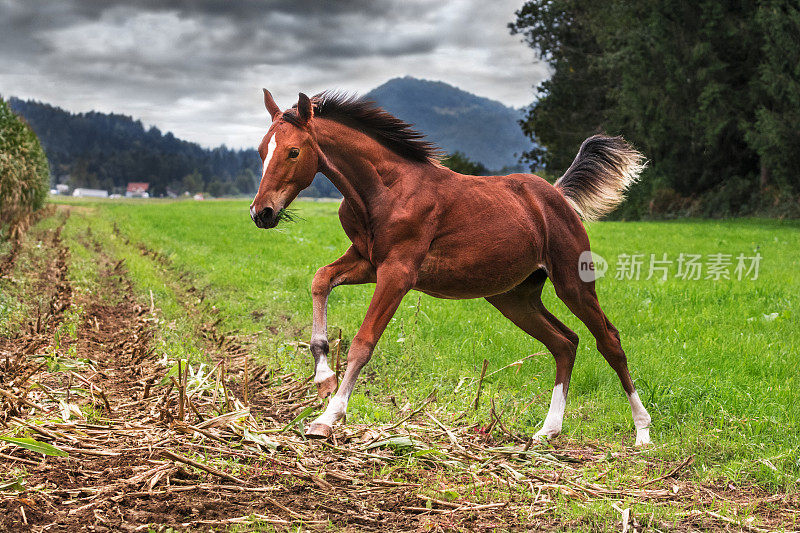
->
[282,91,443,164]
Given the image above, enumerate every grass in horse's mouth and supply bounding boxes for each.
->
[276,208,301,224]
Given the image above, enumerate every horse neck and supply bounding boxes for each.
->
[314,119,419,224]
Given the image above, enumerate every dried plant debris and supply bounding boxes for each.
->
[1,214,797,532]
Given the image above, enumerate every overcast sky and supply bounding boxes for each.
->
[0,0,549,150]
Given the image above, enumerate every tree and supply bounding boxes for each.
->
[510,0,798,217]
[234,168,256,195]
[597,0,761,196]
[441,151,489,175]
[509,0,612,172]
[745,0,800,192]
[182,170,204,194]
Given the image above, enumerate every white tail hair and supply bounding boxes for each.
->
[554,135,647,222]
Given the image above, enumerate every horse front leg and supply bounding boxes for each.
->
[307,262,414,438]
[310,246,375,398]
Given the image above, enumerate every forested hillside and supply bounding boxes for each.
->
[511,0,800,218]
[9,98,260,198]
[9,78,531,199]
[366,77,531,171]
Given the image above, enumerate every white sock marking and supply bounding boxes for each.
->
[627,391,652,446]
[314,354,335,384]
[312,381,355,428]
[535,383,566,439]
[310,326,335,384]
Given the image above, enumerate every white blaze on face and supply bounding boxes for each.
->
[262,134,277,180]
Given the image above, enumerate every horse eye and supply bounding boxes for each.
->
[288,148,300,159]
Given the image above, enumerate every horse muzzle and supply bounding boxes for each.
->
[250,205,278,229]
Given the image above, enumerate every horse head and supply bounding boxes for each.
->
[250,89,319,229]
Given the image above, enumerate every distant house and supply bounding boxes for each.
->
[72,188,109,198]
[126,182,150,198]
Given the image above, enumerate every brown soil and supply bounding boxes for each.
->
[1,210,797,532]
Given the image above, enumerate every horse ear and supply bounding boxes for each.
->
[297,92,313,124]
[263,88,280,120]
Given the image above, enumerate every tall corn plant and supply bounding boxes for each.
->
[0,97,50,240]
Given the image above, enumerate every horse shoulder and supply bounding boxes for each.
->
[338,200,371,259]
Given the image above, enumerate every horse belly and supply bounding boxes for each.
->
[414,232,541,299]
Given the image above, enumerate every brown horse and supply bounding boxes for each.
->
[251,90,652,446]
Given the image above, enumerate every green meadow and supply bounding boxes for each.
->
[51,198,800,491]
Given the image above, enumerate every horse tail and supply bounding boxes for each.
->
[554,134,646,222]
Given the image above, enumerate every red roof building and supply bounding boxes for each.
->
[126,182,150,198]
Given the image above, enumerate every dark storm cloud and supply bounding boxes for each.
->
[2,0,438,84]
[0,0,549,149]
[2,0,418,61]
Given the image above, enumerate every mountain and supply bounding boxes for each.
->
[365,76,531,171]
[8,98,261,197]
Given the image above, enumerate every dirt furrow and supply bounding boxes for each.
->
[1,213,72,422]
[1,218,410,531]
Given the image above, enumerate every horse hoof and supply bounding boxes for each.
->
[531,431,557,444]
[306,423,333,439]
[316,374,338,399]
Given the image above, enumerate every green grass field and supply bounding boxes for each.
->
[47,198,800,492]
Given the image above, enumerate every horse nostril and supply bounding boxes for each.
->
[255,207,274,227]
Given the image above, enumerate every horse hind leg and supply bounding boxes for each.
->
[550,268,652,445]
[486,273,579,440]
[601,315,651,444]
